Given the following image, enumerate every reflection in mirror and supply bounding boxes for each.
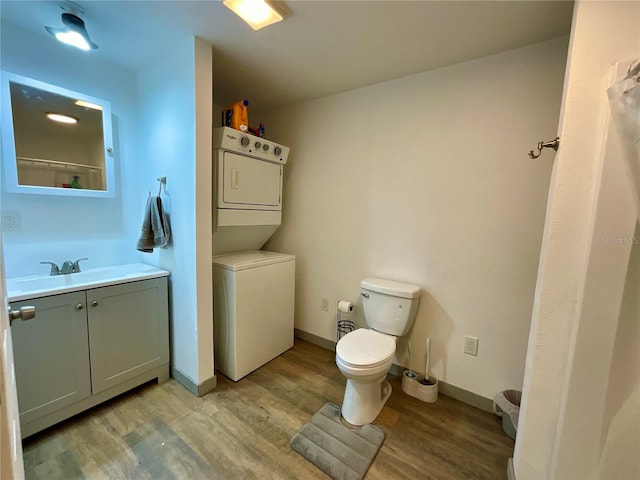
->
[11,82,105,190]
[1,72,114,197]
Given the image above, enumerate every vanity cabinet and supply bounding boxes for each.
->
[87,280,169,394]
[11,291,91,426]
[9,277,169,437]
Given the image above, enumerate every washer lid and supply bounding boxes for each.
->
[212,250,295,271]
[336,329,396,367]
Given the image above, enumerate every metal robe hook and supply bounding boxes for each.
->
[528,137,560,159]
[157,176,166,196]
[626,58,640,79]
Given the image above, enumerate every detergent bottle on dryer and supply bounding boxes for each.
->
[222,99,249,133]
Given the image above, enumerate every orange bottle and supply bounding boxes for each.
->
[222,99,249,132]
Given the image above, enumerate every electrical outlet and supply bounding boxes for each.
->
[2,212,21,231]
[320,297,329,312]
[464,336,479,356]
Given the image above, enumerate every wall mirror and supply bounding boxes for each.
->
[1,71,114,197]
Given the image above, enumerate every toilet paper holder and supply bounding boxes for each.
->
[337,300,354,313]
[336,300,355,342]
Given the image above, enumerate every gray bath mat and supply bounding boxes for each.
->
[290,402,384,480]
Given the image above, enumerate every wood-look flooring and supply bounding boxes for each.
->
[22,339,514,479]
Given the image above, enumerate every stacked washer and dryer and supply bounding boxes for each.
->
[212,127,294,381]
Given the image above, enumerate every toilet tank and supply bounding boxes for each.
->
[361,278,421,336]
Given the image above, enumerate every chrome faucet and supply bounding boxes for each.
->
[61,258,88,274]
[40,261,60,276]
[41,258,88,275]
[72,258,88,273]
[60,260,75,275]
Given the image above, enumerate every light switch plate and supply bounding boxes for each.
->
[320,297,329,311]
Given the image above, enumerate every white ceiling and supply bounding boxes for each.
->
[1,1,574,110]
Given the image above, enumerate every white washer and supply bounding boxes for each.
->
[213,250,295,381]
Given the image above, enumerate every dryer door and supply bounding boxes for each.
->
[219,152,282,209]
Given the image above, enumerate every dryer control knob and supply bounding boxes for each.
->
[274,146,282,155]
[240,136,250,147]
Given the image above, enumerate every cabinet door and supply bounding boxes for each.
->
[87,278,168,394]
[11,292,91,425]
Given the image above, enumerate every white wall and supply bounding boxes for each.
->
[136,36,214,387]
[213,103,224,129]
[515,1,640,478]
[194,39,214,384]
[1,22,140,277]
[598,232,640,478]
[262,37,568,399]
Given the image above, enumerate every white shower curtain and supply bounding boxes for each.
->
[608,59,640,223]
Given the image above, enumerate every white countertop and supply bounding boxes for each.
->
[7,263,170,302]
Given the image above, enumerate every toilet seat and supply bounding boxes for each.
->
[336,328,396,369]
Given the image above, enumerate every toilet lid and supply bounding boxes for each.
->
[337,329,396,367]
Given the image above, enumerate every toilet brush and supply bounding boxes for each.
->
[405,340,417,379]
[419,338,435,386]
[402,336,438,403]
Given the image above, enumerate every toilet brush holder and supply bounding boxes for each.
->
[402,370,438,403]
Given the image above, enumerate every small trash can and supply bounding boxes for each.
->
[337,319,355,342]
[493,390,522,439]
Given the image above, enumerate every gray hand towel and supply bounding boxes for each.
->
[136,195,171,252]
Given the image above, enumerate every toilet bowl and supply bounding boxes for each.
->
[335,277,421,426]
[336,328,396,425]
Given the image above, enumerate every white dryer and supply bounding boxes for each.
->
[213,251,295,381]
[212,127,290,255]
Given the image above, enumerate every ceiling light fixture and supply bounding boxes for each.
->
[46,112,78,124]
[223,0,290,31]
[75,100,103,110]
[45,2,98,51]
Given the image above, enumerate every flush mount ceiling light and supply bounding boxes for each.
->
[223,0,290,31]
[46,112,78,124]
[75,100,102,110]
[45,2,98,51]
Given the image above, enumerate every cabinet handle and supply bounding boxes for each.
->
[76,304,84,310]
[91,301,98,307]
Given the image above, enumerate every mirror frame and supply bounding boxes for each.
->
[1,71,115,197]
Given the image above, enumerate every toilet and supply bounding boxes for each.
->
[336,277,421,426]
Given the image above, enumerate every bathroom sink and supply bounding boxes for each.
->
[72,268,115,283]
[7,263,169,302]
[15,269,114,291]
[15,275,69,291]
